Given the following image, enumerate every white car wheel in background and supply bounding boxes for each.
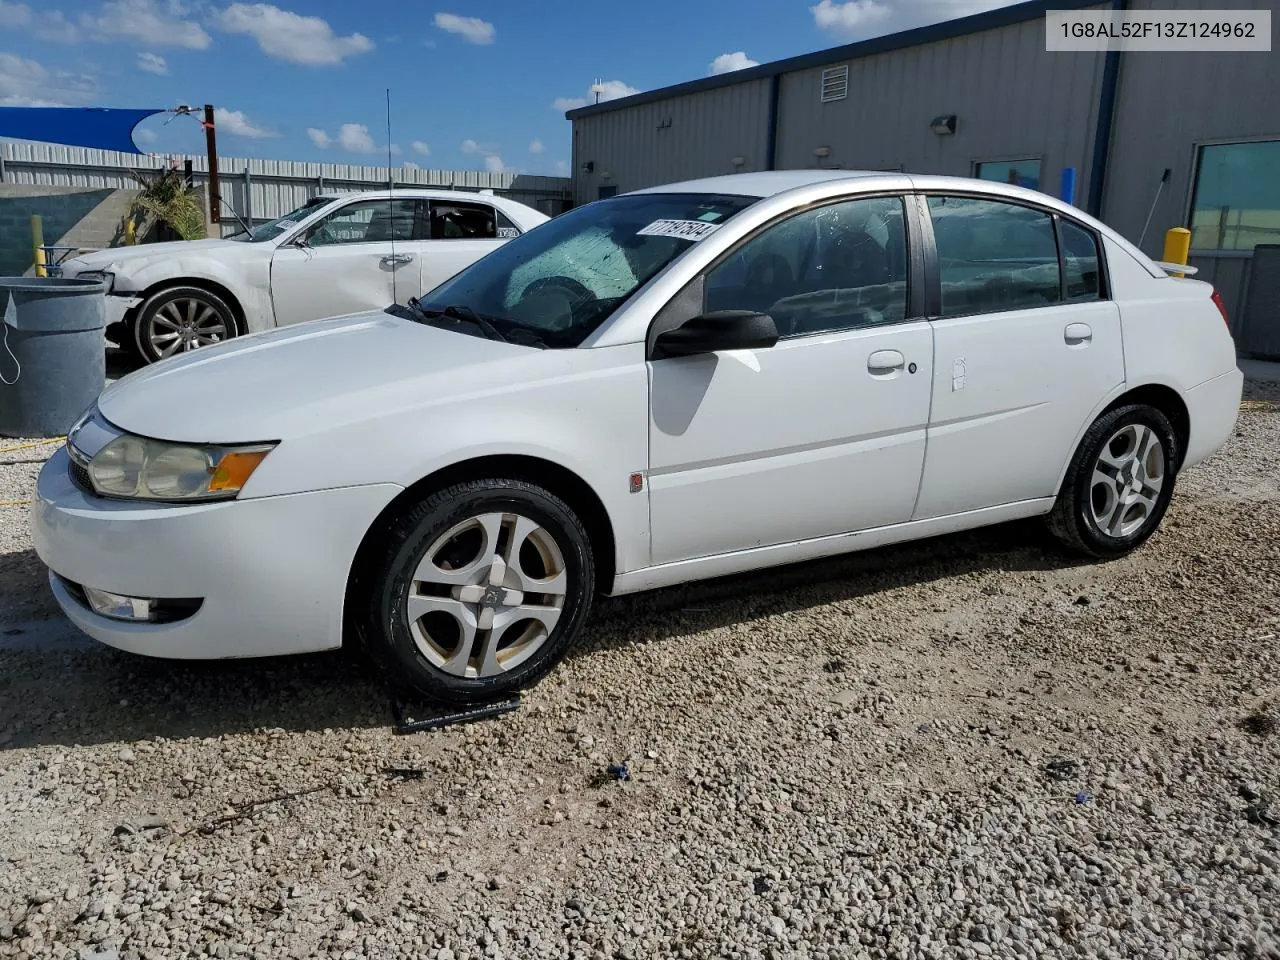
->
[355,478,596,705]
[1047,403,1180,558]
[133,285,238,364]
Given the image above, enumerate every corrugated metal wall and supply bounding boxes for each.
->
[774,14,1108,199]
[572,78,774,206]
[0,142,573,229]
[1098,0,1280,328]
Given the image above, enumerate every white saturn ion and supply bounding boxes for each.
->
[34,171,1243,705]
[58,188,548,364]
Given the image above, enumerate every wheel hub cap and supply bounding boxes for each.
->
[147,298,229,358]
[406,512,568,679]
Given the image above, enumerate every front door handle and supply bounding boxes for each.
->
[867,349,905,375]
[380,253,414,266]
[1064,322,1092,346]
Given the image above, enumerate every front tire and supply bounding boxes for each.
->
[1047,403,1179,558]
[133,285,238,364]
[357,479,595,705]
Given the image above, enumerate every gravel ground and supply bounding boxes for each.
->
[1,379,1278,960]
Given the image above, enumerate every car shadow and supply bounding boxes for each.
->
[0,519,1089,751]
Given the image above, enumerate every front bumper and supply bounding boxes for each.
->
[32,447,401,659]
[104,293,142,329]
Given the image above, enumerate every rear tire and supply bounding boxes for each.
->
[356,479,595,706]
[1046,403,1179,558]
[132,285,238,364]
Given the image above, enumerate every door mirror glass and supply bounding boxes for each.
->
[652,310,779,359]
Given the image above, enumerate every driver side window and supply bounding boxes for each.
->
[704,195,908,338]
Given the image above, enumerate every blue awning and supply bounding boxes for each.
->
[0,107,164,155]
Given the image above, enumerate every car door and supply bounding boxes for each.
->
[912,193,1125,519]
[646,193,936,566]
[270,198,419,327]
[403,199,515,300]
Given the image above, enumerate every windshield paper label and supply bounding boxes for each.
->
[637,219,722,241]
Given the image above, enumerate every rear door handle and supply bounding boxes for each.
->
[1064,322,1092,346]
[380,253,414,266]
[867,349,905,375]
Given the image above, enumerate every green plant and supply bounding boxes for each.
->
[129,166,206,241]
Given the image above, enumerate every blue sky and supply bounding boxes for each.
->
[0,0,1018,177]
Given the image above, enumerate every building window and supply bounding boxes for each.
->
[1190,139,1280,252]
[598,185,618,199]
[974,159,1042,192]
[820,65,849,103]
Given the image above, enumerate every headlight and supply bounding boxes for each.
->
[74,270,113,291]
[88,433,275,501]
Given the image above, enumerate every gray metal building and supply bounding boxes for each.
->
[566,0,1280,353]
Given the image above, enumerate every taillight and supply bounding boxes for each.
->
[1210,289,1230,329]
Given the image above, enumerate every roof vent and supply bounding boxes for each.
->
[820,65,849,103]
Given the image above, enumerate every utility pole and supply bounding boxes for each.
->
[203,103,220,225]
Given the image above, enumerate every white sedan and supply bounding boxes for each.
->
[58,188,548,363]
[33,170,1242,705]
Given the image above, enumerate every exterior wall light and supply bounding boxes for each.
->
[930,115,958,136]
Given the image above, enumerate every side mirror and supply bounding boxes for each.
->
[652,310,779,359]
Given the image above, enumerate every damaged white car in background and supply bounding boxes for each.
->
[58,188,547,363]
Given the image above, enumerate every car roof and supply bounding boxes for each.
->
[631,169,894,199]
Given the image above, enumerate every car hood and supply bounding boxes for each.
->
[96,311,552,443]
[64,238,260,273]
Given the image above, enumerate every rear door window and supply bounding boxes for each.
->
[927,196,1061,317]
[429,200,498,239]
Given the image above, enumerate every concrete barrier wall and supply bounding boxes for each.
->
[0,185,115,276]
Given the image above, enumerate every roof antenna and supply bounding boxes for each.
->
[385,86,399,304]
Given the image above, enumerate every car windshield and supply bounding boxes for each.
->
[230,197,333,242]
[410,192,759,347]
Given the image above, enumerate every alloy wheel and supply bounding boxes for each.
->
[406,511,568,678]
[1089,423,1166,538]
[146,297,230,358]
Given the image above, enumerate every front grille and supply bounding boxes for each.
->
[68,458,93,494]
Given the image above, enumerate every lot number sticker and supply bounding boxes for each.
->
[637,219,723,241]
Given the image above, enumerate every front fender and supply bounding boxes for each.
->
[112,257,274,332]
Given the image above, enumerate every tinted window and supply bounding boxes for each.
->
[1190,139,1280,251]
[928,196,1060,317]
[430,201,497,239]
[1059,219,1101,301]
[495,210,520,239]
[305,199,417,246]
[705,195,908,337]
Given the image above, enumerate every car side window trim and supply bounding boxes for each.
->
[918,191,1112,320]
[645,191,925,359]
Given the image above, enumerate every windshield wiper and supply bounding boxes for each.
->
[404,299,510,344]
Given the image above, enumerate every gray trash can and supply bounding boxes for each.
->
[0,277,107,438]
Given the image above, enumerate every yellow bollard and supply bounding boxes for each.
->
[124,216,136,245]
[30,214,47,278]
[1162,226,1191,278]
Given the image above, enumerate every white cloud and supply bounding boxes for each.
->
[216,3,375,65]
[811,0,1015,39]
[411,140,431,156]
[552,79,640,112]
[338,123,375,153]
[307,127,331,149]
[0,52,95,105]
[82,0,211,49]
[528,139,544,154]
[215,107,278,139]
[0,1,30,27]
[710,51,759,74]
[404,160,419,169]
[554,159,570,176]
[459,138,507,172]
[136,51,168,74]
[460,138,479,155]
[433,12,495,45]
[483,154,506,173]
